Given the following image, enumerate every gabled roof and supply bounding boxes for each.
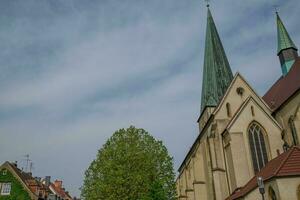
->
[201,7,233,111]
[263,58,300,111]
[213,72,271,116]
[276,12,298,54]
[226,146,300,200]
[0,162,39,199]
[50,181,73,200]
[223,96,282,132]
[50,183,66,198]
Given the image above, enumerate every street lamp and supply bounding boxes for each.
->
[257,176,265,200]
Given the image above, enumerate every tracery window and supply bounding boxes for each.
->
[248,122,268,173]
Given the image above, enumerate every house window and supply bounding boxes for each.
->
[248,122,268,173]
[289,116,299,146]
[1,183,11,195]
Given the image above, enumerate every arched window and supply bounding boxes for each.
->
[269,187,277,200]
[248,122,268,173]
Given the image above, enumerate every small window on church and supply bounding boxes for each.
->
[226,103,231,117]
[297,184,300,200]
[269,187,277,200]
[251,106,255,116]
[248,122,268,173]
[289,116,299,146]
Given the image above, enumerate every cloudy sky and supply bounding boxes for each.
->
[0,0,299,197]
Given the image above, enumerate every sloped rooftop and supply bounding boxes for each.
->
[227,146,300,200]
[263,58,300,111]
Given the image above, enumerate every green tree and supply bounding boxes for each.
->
[81,126,176,200]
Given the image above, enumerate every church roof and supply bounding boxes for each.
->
[201,7,233,111]
[263,57,300,111]
[276,12,297,54]
[226,146,300,200]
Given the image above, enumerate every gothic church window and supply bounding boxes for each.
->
[248,122,268,173]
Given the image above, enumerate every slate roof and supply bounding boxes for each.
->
[226,146,300,200]
[200,7,233,112]
[263,57,300,111]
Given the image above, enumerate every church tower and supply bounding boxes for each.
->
[276,12,298,76]
[201,6,233,112]
[198,5,233,129]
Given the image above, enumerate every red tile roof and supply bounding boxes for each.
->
[50,182,73,200]
[226,146,300,200]
[263,58,300,111]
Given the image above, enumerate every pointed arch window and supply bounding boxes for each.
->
[248,122,268,173]
[289,116,299,146]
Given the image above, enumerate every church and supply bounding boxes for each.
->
[176,5,300,200]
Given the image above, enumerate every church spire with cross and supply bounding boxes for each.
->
[276,11,298,76]
[200,4,233,112]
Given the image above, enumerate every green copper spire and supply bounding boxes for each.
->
[276,12,298,76]
[201,7,233,111]
[277,12,297,54]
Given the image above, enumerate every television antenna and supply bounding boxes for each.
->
[23,154,31,172]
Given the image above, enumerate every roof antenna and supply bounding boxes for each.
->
[29,162,34,173]
[23,154,31,172]
[205,0,210,7]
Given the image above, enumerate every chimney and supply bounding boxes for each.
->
[13,161,18,167]
[45,176,51,187]
[54,180,62,189]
